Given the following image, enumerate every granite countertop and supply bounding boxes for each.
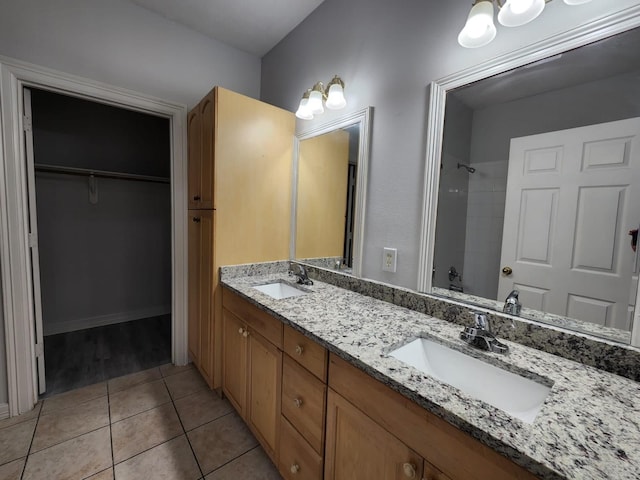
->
[220,270,640,480]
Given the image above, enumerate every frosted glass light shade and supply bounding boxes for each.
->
[308,89,324,114]
[498,0,545,27]
[325,83,347,109]
[563,0,592,4]
[295,97,313,120]
[458,0,497,48]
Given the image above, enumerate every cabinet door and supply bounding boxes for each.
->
[187,210,202,363]
[199,92,215,209]
[222,308,247,416]
[197,210,214,382]
[247,329,282,462]
[187,106,202,209]
[423,460,452,480]
[325,390,423,480]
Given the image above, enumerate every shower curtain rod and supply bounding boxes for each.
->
[34,163,170,184]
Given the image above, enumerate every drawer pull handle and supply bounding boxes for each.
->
[193,195,201,201]
[295,345,304,355]
[192,217,201,223]
[290,464,300,474]
[402,463,416,478]
[293,397,303,408]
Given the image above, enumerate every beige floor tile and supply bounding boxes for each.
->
[108,367,162,394]
[160,363,194,378]
[174,389,233,431]
[188,412,258,476]
[0,402,42,430]
[22,426,111,480]
[205,447,282,480]
[114,435,201,480]
[164,368,208,400]
[0,418,37,465]
[112,403,183,464]
[109,379,170,423]
[31,396,109,453]
[0,457,26,480]
[42,382,107,415]
[86,467,114,479]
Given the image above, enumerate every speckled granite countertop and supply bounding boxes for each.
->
[220,269,640,480]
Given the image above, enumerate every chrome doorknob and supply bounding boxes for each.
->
[501,266,513,275]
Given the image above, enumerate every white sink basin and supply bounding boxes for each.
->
[389,338,551,424]
[253,281,308,300]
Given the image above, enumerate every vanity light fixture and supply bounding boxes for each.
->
[295,75,347,120]
[458,0,593,48]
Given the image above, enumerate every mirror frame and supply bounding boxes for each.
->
[417,7,640,346]
[290,107,373,277]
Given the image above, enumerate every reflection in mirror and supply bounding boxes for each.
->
[292,108,372,277]
[421,23,640,345]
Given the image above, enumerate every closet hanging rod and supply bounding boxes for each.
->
[34,164,170,184]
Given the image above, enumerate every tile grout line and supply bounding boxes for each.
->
[19,401,44,480]
[163,376,207,479]
[205,444,263,477]
[107,382,116,477]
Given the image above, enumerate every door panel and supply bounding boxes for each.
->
[199,94,215,209]
[499,118,640,331]
[187,210,201,363]
[187,108,202,209]
[222,308,247,416]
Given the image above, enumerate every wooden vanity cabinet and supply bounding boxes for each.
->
[326,354,538,480]
[222,288,283,462]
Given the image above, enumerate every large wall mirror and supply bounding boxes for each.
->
[418,12,640,346]
[291,107,372,277]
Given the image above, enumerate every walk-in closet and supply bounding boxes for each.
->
[27,87,172,397]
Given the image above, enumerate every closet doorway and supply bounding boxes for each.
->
[25,87,173,397]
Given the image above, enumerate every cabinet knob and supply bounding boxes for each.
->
[293,397,303,408]
[402,463,417,478]
[193,195,201,201]
[192,217,201,223]
[238,328,244,335]
[242,329,249,338]
[290,464,300,474]
[295,345,304,356]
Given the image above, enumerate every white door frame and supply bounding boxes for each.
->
[0,56,189,416]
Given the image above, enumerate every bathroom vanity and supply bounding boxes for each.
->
[219,262,640,480]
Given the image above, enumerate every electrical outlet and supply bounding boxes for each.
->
[382,247,397,273]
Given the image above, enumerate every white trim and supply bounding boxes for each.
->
[292,107,373,278]
[417,5,640,294]
[43,305,172,336]
[0,403,8,420]
[0,56,189,416]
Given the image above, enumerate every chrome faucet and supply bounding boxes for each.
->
[290,264,313,285]
[503,289,521,316]
[460,312,509,354]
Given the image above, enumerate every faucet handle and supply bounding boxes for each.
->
[473,312,488,331]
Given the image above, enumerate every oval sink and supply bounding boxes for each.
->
[253,281,308,300]
[389,338,552,424]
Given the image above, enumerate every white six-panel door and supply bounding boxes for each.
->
[498,118,640,331]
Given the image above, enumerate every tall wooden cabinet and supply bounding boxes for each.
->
[187,87,294,388]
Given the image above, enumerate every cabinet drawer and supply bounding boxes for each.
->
[282,354,326,454]
[283,325,327,382]
[222,288,283,348]
[278,416,323,480]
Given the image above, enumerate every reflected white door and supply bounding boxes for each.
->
[498,118,640,331]
[23,88,46,394]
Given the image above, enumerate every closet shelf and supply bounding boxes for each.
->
[34,164,170,184]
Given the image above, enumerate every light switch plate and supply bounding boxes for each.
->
[382,247,397,273]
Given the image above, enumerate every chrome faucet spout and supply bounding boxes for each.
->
[460,312,509,354]
[289,264,313,286]
[503,289,522,316]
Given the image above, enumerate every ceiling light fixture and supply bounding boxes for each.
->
[458,0,592,48]
[295,75,347,120]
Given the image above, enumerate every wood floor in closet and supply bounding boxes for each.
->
[42,315,172,398]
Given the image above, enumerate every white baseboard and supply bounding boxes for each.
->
[43,305,171,336]
[0,403,8,420]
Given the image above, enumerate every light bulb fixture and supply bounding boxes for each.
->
[458,0,591,48]
[295,89,314,120]
[295,75,347,120]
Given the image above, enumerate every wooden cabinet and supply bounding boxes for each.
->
[187,86,294,389]
[222,288,283,462]
[325,389,423,480]
[187,210,214,381]
[326,354,539,480]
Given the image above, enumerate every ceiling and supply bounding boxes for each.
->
[130,0,325,57]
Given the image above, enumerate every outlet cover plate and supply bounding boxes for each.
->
[382,247,397,273]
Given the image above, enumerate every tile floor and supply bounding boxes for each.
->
[0,363,283,480]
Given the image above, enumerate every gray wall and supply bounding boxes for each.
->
[0,0,261,107]
[261,0,640,289]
